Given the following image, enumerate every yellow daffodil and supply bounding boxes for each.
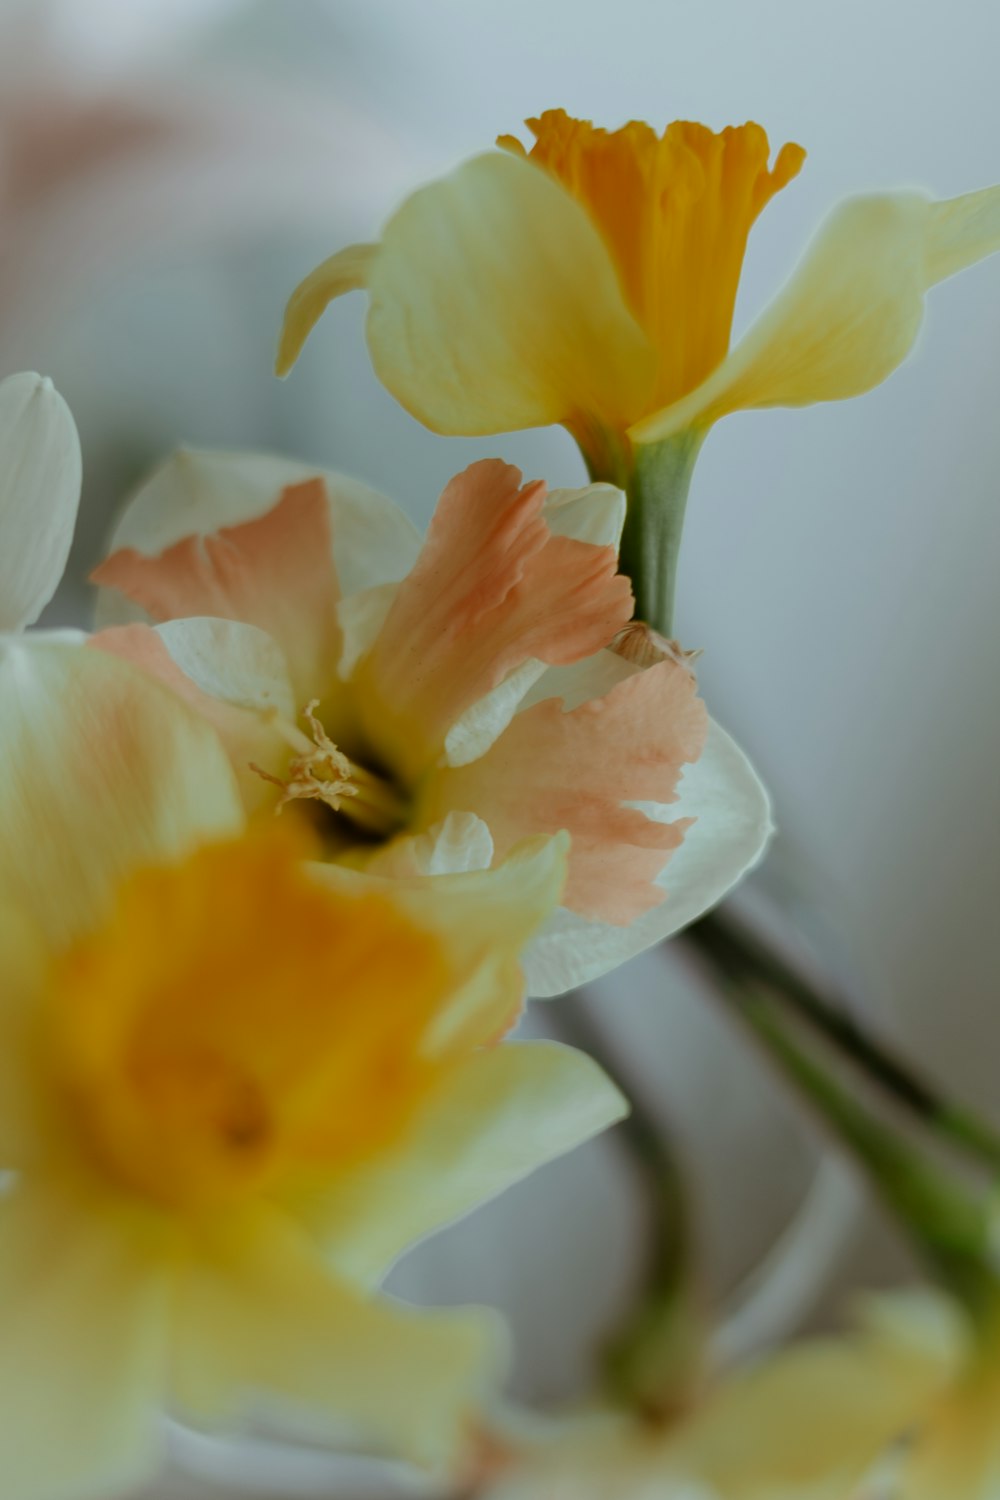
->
[0,637,626,1500]
[474,1294,959,1500]
[91,448,772,996]
[0,370,81,631]
[277,109,1000,473]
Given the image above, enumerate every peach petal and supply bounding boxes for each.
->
[421,657,707,925]
[92,479,340,701]
[359,459,633,774]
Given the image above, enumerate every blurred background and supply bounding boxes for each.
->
[7,0,1000,1489]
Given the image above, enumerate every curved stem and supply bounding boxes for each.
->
[683,910,1000,1177]
[686,946,998,1317]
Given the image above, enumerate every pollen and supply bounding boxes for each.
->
[48,825,452,1213]
[501,110,805,410]
[253,700,409,838]
[252,699,357,813]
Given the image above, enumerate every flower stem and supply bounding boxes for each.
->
[618,433,704,636]
[689,942,998,1317]
[683,911,1000,1177]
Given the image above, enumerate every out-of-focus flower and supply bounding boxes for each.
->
[91,450,771,996]
[277,109,1000,475]
[473,1293,959,1500]
[0,637,626,1500]
[867,1291,1000,1500]
[0,369,81,631]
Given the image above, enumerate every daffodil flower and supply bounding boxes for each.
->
[0,370,82,632]
[276,111,1000,629]
[278,107,1000,464]
[91,448,771,996]
[0,638,626,1500]
[474,1294,958,1500]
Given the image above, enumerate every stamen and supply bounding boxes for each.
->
[251,699,356,814]
[251,701,408,838]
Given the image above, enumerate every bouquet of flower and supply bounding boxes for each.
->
[2,108,1000,1500]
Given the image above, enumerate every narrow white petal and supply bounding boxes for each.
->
[0,372,82,632]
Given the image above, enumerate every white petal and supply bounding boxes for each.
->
[0,372,82,632]
[96,447,421,626]
[543,483,626,552]
[369,812,495,878]
[154,617,298,723]
[443,658,548,767]
[523,719,773,996]
[337,580,398,680]
[632,184,1000,443]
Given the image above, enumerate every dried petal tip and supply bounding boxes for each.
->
[611,622,702,676]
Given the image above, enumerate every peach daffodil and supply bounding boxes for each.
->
[0,370,81,633]
[91,448,772,997]
[0,638,626,1500]
[276,112,1000,629]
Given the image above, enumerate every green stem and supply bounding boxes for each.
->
[618,433,704,636]
[695,953,998,1316]
[684,911,1000,1177]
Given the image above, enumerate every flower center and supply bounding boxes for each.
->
[500,110,805,411]
[48,826,451,1212]
[253,700,409,842]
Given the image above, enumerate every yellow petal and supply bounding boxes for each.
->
[632,183,1000,443]
[296,1040,628,1285]
[670,1315,953,1500]
[0,1178,167,1500]
[287,151,655,436]
[276,242,378,377]
[169,1203,501,1473]
[0,639,243,950]
[0,372,82,633]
